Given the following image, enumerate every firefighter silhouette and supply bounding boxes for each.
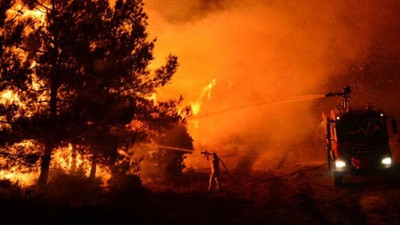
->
[208,153,222,193]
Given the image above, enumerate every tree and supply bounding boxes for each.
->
[0,0,182,186]
[156,123,193,187]
[0,1,41,171]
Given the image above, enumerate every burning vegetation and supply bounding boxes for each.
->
[1,0,400,224]
[0,0,194,190]
[145,0,400,173]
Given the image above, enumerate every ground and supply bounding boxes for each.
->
[1,143,400,225]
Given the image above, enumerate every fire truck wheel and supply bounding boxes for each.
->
[332,172,343,186]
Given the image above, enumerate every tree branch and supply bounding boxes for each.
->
[28,88,50,93]
[34,2,51,12]
[7,8,24,24]
[0,151,37,167]
[15,45,46,54]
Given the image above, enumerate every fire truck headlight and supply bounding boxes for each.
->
[335,160,346,169]
[381,157,392,166]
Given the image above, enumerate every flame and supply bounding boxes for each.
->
[0,89,30,119]
[146,93,158,105]
[0,5,51,186]
[190,78,216,116]
[187,78,216,128]
[0,89,28,122]
[52,145,112,186]
[52,144,81,173]
[0,141,39,186]
[0,143,112,187]
[0,1,107,184]
[7,3,46,25]
[0,168,38,186]
[1,90,21,105]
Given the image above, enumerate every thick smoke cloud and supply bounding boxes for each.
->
[144,0,400,171]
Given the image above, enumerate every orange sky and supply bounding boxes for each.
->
[143,0,400,170]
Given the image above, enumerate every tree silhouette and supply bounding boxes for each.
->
[0,1,39,170]
[158,123,193,186]
[0,0,182,186]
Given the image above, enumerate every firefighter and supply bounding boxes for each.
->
[208,153,222,193]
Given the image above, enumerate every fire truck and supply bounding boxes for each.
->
[324,86,398,186]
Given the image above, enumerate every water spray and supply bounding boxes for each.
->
[154,144,195,153]
[193,94,326,119]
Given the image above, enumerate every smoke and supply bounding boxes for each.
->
[145,0,232,23]
[145,0,400,171]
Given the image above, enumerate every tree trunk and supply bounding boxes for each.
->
[37,0,60,187]
[49,80,58,118]
[90,153,97,180]
[37,81,58,186]
[38,145,52,187]
[70,146,77,174]
[37,83,58,186]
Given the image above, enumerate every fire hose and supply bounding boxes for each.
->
[147,145,327,186]
[200,150,326,186]
[201,150,239,184]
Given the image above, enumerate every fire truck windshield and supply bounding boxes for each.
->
[336,117,387,142]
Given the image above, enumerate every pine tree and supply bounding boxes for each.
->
[0,0,181,186]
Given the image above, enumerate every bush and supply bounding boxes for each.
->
[108,174,145,199]
[44,170,102,205]
[0,179,21,199]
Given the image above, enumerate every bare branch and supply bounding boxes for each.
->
[28,88,50,93]
[34,2,51,12]
[15,45,46,54]
[0,151,37,167]
[9,8,24,23]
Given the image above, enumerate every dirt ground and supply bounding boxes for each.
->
[1,143,400,225]
[150,163,400,225]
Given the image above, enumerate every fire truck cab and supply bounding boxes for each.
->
[324,86,397,186]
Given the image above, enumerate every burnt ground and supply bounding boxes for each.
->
[1,143,400,225]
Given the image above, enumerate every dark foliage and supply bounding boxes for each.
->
[0,0,182,185]
[158,123,193,186]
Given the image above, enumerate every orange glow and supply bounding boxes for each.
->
[146,93,158,105]
[188,78,216,129]
[0,143,112,187]
[0,89,28,120]
[7,3,46,24]
[0,141,39,186]
[52,145,112,186]
[190,78,216,116]
[1,0,399,187]
[0,168,38,186]
[1,90,21,105]
[144,0,400,171]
